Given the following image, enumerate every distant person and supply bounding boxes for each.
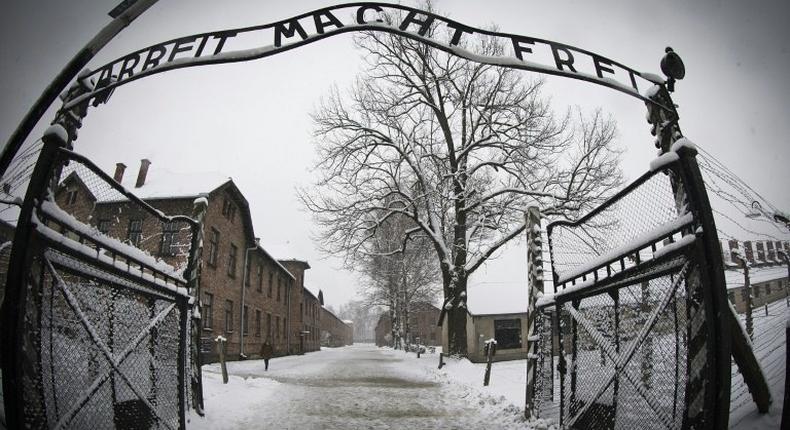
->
[260,339,274,371]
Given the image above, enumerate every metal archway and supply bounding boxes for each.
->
[0,3,731,429]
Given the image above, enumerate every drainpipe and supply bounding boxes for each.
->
[240,237,259,358]
[286,278,292,354]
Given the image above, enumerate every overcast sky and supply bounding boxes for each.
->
[2,0,789,311]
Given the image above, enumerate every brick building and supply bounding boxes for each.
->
[320,306,353,347]
[302,286,321,353]
[53,159,324,362]
[374,301,441,347]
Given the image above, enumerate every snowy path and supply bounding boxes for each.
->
[188,344,534,429]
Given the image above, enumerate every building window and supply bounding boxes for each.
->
[160,220,179,256]
[228,243,238,278]
[222,196,236,223]
[202,293,213,330]
[97,219,111,234]
[766,283,772,295]
[255,310,261,337]
[257,264,263,292]
[208,228,219,267]
[243,305,249,336]
[754,286,761,298]
[127,219,143,247]
[225,300,234,332]
[284,318,287,340]
[65,188,78,205]
[244,259,251,288]
[277,276,282,301]
[494,318,522,349]
[267,313,272,339]
[275,316,280,340]
[268,271,273,297]
[741,288,749,302]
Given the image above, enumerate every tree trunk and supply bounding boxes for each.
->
[445,274,468,355]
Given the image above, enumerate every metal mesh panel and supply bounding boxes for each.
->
[51,155,196,279]
[550,170,685,287]
[32,250,184,429]
[534,309,560,421]
[558,270,689,429]
[539,155,723,429]
[8,145,198,429]
[0,138,42,226]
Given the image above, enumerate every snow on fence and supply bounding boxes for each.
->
[532,152,728,429]
[3,140,202,429]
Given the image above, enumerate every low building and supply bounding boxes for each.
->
[440,286,530,363]
[726,266,789,313]
[721,239,789,313]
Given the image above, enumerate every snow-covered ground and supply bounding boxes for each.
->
[188,307,786,429]
[188,344,553,429]
[729,299,788,429]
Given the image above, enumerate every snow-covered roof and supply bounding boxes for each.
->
[109,167,231,201]
[303,284,319,299]
[466,282,528,316]
[725,266,787,290]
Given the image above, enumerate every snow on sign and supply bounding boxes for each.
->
[67,2,666,112]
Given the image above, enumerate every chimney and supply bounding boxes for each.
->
[135,159,151,188]
[113,162,126,183]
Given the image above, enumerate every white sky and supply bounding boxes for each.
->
[2,0,789,311]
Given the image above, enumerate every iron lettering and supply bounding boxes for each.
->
[75,3,659,108]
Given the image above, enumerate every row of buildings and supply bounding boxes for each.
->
[720,239,789,313]
[52,159,353,362]
[369,239,789,364]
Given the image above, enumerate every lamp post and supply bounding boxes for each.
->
[239,237,260,358]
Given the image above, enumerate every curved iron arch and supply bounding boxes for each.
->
[60,2,671,115]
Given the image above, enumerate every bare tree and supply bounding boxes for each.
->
[300,7,623,355]
[355,210,440,348]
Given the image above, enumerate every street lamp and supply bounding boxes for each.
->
[239,237,260,358]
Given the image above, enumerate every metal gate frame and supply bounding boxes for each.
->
[537,128,730,428]
[1,126,205,429]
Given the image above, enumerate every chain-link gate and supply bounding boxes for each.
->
[534,139,730,429]
[1,128,204,429]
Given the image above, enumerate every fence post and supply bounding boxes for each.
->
[647,53,732,427]
[734,255,753,339]
[188,197,208,414]
[525,207,544,419]
[483,339,497,386]
[783,325,789,430]
[216,336,228,384]
[0,125,68,429]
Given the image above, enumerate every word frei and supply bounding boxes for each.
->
[81,3,661,105]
